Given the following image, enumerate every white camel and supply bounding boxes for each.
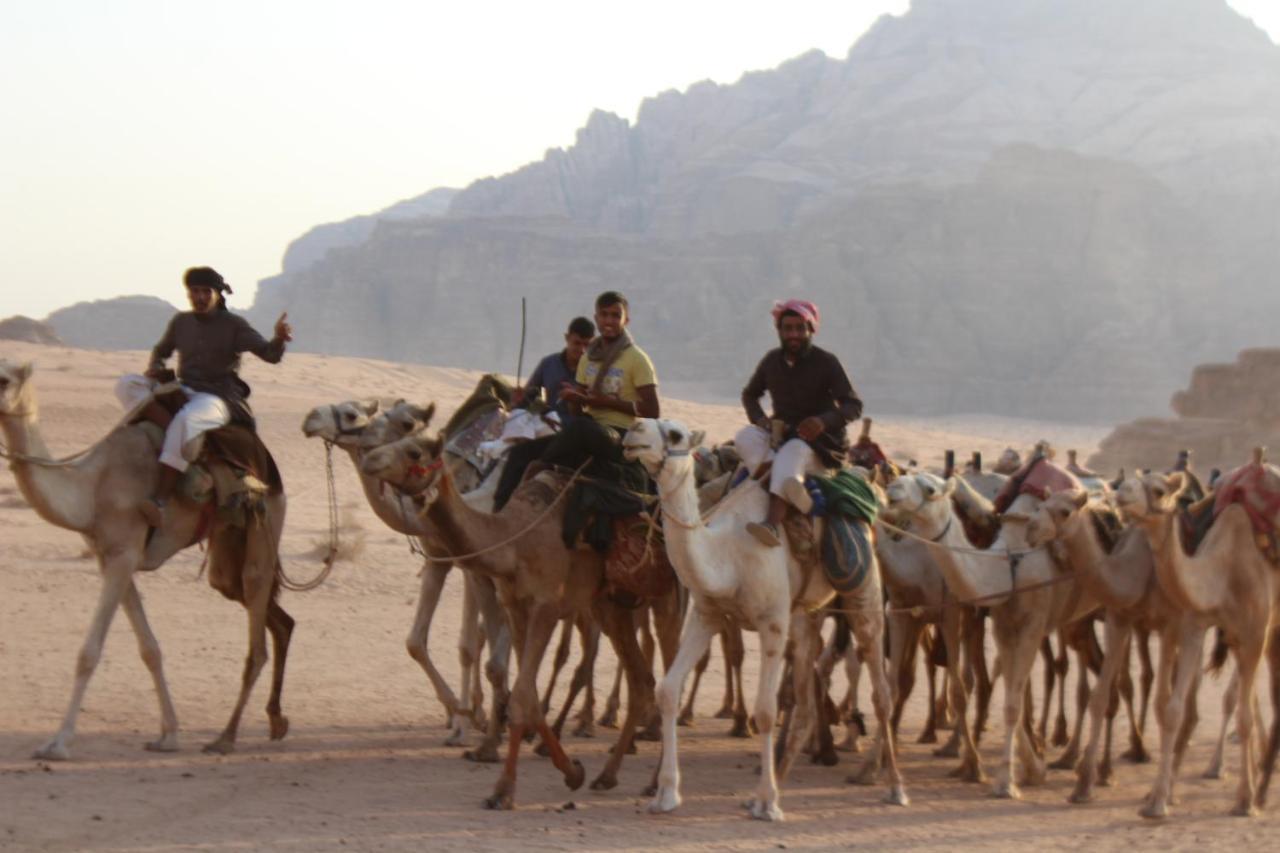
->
[622,418,907,821]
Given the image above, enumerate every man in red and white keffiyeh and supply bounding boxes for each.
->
[736,298,863,547]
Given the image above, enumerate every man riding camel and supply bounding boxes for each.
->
[115,266,292,527]
[737,299,862,547]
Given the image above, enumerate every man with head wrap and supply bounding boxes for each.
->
[736,299,862,546]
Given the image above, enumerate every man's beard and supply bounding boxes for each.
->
[781,337,811,356]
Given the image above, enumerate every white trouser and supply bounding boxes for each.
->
[115,374,231,472]
[733,424,827,507]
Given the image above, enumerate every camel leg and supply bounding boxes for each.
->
[678,649,712,726]
[648,608,717,814]
[1071,616,1130,803]
[541,616,574,715]
[993,624,1045,799]
[727,626,754,737]
[713,629,736,719]
[1204,668,1238,780]
[845,591,909,804]
[120,579,180,753]
[592,602,656,791]
[920,635,940,744]
[941,607,983,782]
[548,615,600,742]
[204,529,275,755]
[448,571,483,744]
[263,598,294,741]
[887,613,921,744]
[1126,628,1154,762]
[743,612,790,822]
[1140,623,1205,819]
[1256,633,1280,806]
[966,610,993,745]
[404,560,463,735]
[1230,639,1264,817]
[35,551,137,761]
[637,591,682,742]
[465,575,510,764]
[1036,636,1055,747]
[484,603,580,810]
[598,663,623,729]
[1051,632,1071,748]
[838,644,865,753]
[1052,640,1093,770]
[777,612,820,779]
[571,620,601,737]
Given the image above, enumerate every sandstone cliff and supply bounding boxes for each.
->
[0,316,62,346]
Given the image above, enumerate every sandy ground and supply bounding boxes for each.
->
[0,342,1274,852]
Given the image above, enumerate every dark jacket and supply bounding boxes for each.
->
[742,344,862,467]
[149,309,285,425]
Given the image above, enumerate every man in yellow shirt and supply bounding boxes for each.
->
[540,291,659,475]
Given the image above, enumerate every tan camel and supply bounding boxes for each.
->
[0,359,292,759]
[360,428,657,809]
[300,398,511,756]
[885,471,1102,798]
[622,418,907,820]
[1119,467,1280,817]
[1026,489,1194,804]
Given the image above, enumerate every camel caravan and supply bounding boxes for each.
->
[3,275,1280,823]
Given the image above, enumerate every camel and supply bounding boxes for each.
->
[0,359,292,759]
[621,418,907,820]
[1119,467,1280,817]
[885,470,1104,798]
[360,426,658,809]
[300,397,511,754]
[1025,489,1190,804]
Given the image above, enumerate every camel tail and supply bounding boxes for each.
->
[1205,627,1229,677]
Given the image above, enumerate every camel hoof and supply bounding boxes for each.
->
[482,794,514,810]
[571,721,595,739]
[1230,802,1259,818]
[1139,799,1169,820]
[1203,766,1225,780]
[589,774,617,791]
[597,710,619,729]
[933,742,960,759]
[144,735,179,753]
[463,746,499,764]
[747,799,785,822]
[1069,785,1094,804]
[1049,754,1077,771]
[564,759,586,791]
[676,711,694,727]
[202,739,234,756]
[641,782,658,797]
[713,706,735,720]
[32,741,70,762]
[846,763,878,786]
[636,727,661,742]
[534,741,551,758]
[1098,765,1113,787]
[811,749,839,767]
[883,786,909,807]
[1123,744,1150,764]
[443,727,466,747]
[917,729,938,745]
[648,788,681,814]
[269,715,289,741]
[727,720,751,739]
[950,762,985,783]
[992,782,1021,800]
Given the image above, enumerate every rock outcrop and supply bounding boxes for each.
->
[46,296,178,351]
[0,316,62,346]
[1089,348,1280,473]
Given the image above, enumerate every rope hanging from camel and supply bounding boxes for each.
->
[876,517,1047,558]
[276,441,341,592]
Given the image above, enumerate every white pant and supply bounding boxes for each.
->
[115,374,231,472]
[733,425,827,507]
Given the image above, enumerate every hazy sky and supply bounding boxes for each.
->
[2,1,1277,320]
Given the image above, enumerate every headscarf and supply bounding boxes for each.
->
[771,299,820,334]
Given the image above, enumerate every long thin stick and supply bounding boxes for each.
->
[515,296,527,386]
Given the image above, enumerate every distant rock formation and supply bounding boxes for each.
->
[1088,348,1280,474]
[46,296,177,351]
[0,316,62,346]
[243,0,1280,423]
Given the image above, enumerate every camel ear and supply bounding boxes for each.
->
[421,403,436,426]
[666,427,685,447]
[1166,471,1188,500]
[409,403,434,424]
[1070,489,1089,510]
[942,476,957,498]
[361,399,380,416]
[16,363,32,384]
[689,430,706,449]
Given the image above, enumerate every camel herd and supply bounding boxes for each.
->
[1,359,1277,824]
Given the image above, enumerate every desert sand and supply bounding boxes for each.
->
[0,341,1273,852]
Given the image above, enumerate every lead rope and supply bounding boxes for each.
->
[277,441,340,592]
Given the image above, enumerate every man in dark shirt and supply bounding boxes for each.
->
[115,266,292,526]
[513,316,595,423]
[737,299,862,546]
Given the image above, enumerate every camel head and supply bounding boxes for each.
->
[1115,471,1188,521]
[993,447,1022,475]
[692,442,739,486]
[882,471,955,535]
[301,398,380,445]
[360,401,435,450]
[360,430,445,497]
[622,418,705,478]
[1026,489,1090,547]
[0,360,34,419]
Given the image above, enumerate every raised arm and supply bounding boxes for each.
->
[233,312,290,364]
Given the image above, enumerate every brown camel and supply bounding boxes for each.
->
[1121,467,1280,817]
[0,359,292,759]
[360,427,657,809]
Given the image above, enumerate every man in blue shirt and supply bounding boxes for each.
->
[514,316,594,422]
[495,316,594,509]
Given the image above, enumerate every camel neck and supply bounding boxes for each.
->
[423,468,511,578]
[921,506,1013,604]
[1061,516,1145,612]
[1,392,97,532]
[655,463,736,598]
[1145,508,1222,614]
[342,443,425,535]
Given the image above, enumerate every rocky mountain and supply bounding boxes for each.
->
[0,316,62,346]
[46,295,178,351]
[1089,347,1280,474]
